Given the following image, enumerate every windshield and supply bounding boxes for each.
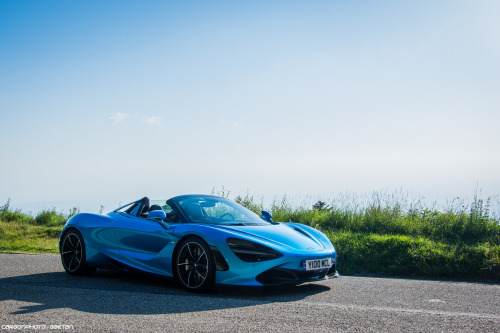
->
[175,196,268,225]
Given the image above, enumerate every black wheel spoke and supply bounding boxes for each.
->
[67,235,74,247]
[195,269,205,281]
[187,243,194,259]
[69,256,75,271]
[187,270,193,287]
[196,250,206,263]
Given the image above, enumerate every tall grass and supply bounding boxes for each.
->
[329,232,500,279]
[0,199,78,253]
[232,190,500,280]
[262,192,500,246]
[0,221,60,253]
[0,198,79,226]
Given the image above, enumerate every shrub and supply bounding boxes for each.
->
[328,231,500,280]
[34,207,79,227]
[0,199,33,223]
[235,191,263,215]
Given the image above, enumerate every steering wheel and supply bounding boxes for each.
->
[219,213,235,220]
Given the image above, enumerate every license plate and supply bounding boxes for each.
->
[304,258,333,271]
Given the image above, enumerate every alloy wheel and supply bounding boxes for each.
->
[176,241,210,289]
[61,232,83,273]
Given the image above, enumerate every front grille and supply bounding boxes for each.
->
[256,267,330,285]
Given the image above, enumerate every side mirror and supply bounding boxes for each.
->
[148,210,166,221]
[261,210,273,222]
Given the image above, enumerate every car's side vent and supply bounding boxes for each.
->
[211,246,229,271]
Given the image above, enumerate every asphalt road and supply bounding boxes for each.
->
[0,253,499,332]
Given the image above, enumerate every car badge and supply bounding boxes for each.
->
[307,247,314,250]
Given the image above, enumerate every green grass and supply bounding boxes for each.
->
[233,190,500,281]
[328,232,500,280]
[2,192,500,280]
[0,199,76,253]
[0,221,60,253]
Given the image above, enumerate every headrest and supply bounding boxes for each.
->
[150,204,163,211]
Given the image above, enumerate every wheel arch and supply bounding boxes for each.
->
[59,226,82,253]
[59,226,96,275]
[172,234,229,272]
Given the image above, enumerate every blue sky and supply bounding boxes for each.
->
[1,0,499,212]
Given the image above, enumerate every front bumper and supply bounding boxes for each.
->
[256,263,337,285]
[214,250,337,286]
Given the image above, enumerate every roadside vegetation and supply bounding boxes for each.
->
[0,199,77,253]
[233,190,500,281]
[2,191,499,281]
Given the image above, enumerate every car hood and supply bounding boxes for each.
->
[212,223,329,252]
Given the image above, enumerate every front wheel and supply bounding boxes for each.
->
[60,229,96,276]
[175,237,215,292]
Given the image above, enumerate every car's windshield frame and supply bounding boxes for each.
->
[168,195,269,225]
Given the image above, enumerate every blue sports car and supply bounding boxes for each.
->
[59,195,338,292]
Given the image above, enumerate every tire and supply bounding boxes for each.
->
[60,229,96,276]
[174,237,215,292]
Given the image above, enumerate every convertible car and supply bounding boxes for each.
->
[59,195,338,292]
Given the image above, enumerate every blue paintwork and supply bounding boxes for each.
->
[59,195,337,286]
[147,210,166,221]
[261,210,273,222]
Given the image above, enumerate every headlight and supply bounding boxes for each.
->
[226,238,283,262]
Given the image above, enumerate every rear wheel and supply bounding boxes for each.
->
[175,237,215,292]
[60,229,96,276]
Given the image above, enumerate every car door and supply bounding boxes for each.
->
[113,211,175,275]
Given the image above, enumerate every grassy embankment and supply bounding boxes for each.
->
[234,191,500,281]
[1,192,499,281]
[0,199,77,253]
